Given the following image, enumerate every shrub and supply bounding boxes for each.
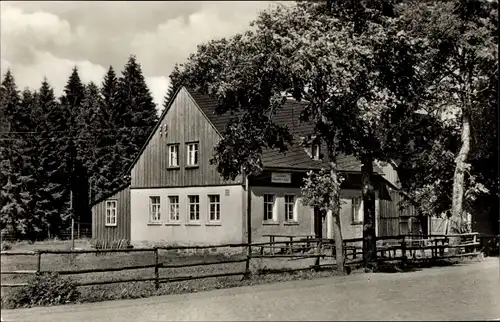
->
[7,273,80,308]
[1,240,12,251]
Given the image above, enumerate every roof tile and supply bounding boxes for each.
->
[185,88,382,174]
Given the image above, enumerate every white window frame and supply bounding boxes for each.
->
[284,194,297,222]
[312,144,320,160]
[168,195,180,222]
[188,195,200,221]
[352,196,363,224]
[105,200,117,227]
[208,194,221,222]
[149,196,161,222]
[263,194,276,221]
[168,144,179,167]
[186,142,199,166]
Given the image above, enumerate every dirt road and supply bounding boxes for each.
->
[2,258,499,321]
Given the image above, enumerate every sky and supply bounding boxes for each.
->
[0,1,283,109]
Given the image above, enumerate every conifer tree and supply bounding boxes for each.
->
[60,67,89,227]
[0,70,26,238]
[36,79,66,237]
[91,66,125,201]
[117,55,158,170]
[78,82,101,204]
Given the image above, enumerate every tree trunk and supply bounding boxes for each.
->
[327,147,346,274]
[449,112,471,251]
[361,154,377,269]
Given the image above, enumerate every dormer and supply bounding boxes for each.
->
[302,136,322,161]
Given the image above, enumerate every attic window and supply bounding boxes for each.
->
[311,144,320,161]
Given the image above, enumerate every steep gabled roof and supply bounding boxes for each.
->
[186,87,382,174]
[125,86,383,176]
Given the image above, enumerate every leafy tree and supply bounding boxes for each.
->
[395,0,498,239]
[170,0,443,269]
[395,113,459,218]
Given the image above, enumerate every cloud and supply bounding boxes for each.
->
[145,76,170,111]
[4,51,106,95]
[1,1,281,109]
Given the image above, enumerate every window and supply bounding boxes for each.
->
[188,195,200,221]
[352,196,363,224]
[186,142,199,166]
[264,194,276,221]
[105,200,117,226]
[168,196,180,221]
[149,196,161,222]
[285,195,296,221]
[168,144,179,167]
[208,194,221,221]
[312,144,320,160]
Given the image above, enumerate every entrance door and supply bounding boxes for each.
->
[314,207,323,239]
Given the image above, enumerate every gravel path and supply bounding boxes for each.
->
[2,258,499,321]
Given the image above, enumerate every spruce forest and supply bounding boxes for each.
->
[0,55,161,240]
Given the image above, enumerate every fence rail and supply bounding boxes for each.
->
[1,233,495,289]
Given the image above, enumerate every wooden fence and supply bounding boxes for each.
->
[0,233,491,289]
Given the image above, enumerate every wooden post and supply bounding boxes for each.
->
[36,252,42,273]
[244,174,252,279]
[70,190,75,250]
[401,236,407,267]
[314,240,322,271]
[154,248,159,290]
[288,237,293,254]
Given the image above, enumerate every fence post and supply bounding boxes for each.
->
[401,236,407,268]
[314,240,322,271]
[154,247,159,290]
[244,244,252,280]
[36,252,42,273]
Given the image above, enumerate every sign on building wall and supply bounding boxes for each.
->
[271,172,292,183]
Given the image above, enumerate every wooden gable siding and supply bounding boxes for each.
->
[378,190,417,237]
[92,186,130,241]
[130,88,241,188]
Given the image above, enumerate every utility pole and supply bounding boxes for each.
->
[69,93,76,250]
[70,189,74,250]
[70,135,75,250]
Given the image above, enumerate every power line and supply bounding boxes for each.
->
[0,125,156,135]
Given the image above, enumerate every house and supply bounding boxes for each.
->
[91,87,403,246]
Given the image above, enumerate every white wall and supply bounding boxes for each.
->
[130,185,244,245]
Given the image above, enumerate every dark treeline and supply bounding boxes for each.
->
[0,55,158,240]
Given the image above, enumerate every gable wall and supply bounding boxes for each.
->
[131,88,242,188]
